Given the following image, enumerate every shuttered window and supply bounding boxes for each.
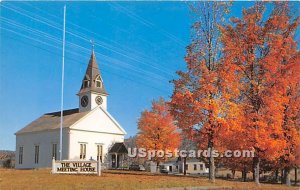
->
[52,144,57,160]
[19,147,23,164]
[80,144,86,159]
[34,145,39,164]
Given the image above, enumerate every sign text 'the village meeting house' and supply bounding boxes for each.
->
[51,158,101,176]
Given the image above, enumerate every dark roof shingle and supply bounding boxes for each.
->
[15,108,89,134]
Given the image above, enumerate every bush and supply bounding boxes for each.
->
[3,159,12,168]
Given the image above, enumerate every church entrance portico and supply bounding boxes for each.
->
[108,143,128,169]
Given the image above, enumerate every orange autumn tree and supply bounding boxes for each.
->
[279,81,300,186]
[170,2,231,181]
[217,117,253,181]
[220,2,300,184]
[136,98,181,166]
[265,3,300,186]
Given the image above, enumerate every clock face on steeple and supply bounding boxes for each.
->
[81,95,89,107]
[95,96,103,105]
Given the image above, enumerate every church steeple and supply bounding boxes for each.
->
[78,49,108,112]
[78,49,108,95]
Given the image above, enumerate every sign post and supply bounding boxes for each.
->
[97,159,101,176]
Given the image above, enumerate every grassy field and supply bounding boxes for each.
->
[0,169,299,190]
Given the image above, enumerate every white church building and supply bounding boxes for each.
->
[15,50,127,169]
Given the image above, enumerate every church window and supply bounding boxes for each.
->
[83,80,90,88]
[82,75,90,88]
[19,146,23,164]
[97,144,103,162]
[34,145,39,164]
[95,75,102,88]
[52,144,57,160]
[80,144,86,160]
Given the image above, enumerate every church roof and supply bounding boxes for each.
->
[78,50,108,95]
[15,109,89,134]
[108,142,128,154]
[15,106,127,135]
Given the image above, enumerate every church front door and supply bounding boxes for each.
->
[111,154,120,169]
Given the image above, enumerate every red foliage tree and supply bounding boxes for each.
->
[220,2,300,184]
[170,2,231,182]
[136,98,181,166]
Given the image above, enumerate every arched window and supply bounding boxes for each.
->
[95,75,102,88]
[83,80,90,88]
[83,75,90,88]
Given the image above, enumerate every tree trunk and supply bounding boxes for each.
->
[253,156,260,184]
[281,169,285,184]
[274,169,279,183]
[208,143,216,183]
[252,160,255,181]
[284,167,291,186]
[231,169,236,179]
[242,167,247,182]
[208,146,215,182]
[183,157,187,176]
[295,168,298,185]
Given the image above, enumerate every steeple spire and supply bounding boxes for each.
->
[78,49,108,95]
[90,39,95,50]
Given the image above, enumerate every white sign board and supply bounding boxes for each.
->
[51,158,101,176]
